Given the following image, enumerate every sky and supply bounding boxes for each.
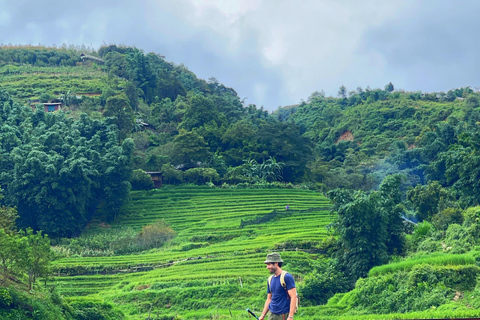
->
[1,0,479,110]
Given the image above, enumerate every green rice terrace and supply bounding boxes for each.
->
[50,186,333,319]
[47,186,480,319]
[0,64,115,102]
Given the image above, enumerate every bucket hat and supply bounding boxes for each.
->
[264,252,283,263]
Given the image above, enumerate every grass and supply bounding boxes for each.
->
[368,252,477,277]
[49,186,333,319]
[0,64,117,101]
[49,186,480,319]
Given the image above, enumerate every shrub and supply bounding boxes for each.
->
[463,206,480,227]
[0,287,12,307]
[69,298,125,320]
[409,221,434,247]
[444,223,476,253]
[130,169,154,190]
[183,167,220,184]
[136,220,175,249]
[301,259,350,305]
[161,164,183,184]
[432,207,463,231]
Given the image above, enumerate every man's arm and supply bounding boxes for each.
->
[288,288,297,318]
[259,293,272,320]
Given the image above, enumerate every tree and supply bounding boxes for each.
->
[180,94,226,130]
[0,228,51,290]
[338,85,347,99]
[130,169,154,190]
[407,181,450,221]
[384,82,394,92]
[242,157,284,183]
[0,229,23,286]
[302,259,349,305]
[378,174,406,255]
[171,130,211,169]
[104,93,135,139]
[329,174,407,280]
[0,206,18,234]
[329,188,388,280]
[19,229,52,290]
[184,167,220,184]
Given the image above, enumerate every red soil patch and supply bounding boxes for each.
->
[336,131,354,144]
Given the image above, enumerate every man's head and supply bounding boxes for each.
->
[264,252,283,273]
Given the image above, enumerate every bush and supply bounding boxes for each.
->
[301,259,350,305]
[0,287,12,307]
[183,167,220,184]
[432,207,463,231]
[130,169,154,190]
[69,298,125,320]
[137,220,176,249]
[409,221,434,247]
[444,223,476,253]
[161,164,183,184]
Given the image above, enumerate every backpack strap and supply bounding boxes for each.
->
[269,271,289,294]
[280,271,288,290]
[267,275,274,292]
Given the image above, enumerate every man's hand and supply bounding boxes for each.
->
[259,314,266,320]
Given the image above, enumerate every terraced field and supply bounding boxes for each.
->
[51,186,333,319]
[0,65,114,101]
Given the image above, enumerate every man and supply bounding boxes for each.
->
[259,252,297,320]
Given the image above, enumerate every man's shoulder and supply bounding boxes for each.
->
[283,272,296,286]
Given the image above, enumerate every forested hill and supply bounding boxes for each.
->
[4,44,480,319]
[1,45,480,235]
[276,86,480,194]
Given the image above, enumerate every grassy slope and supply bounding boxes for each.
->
[50,187,480,319]
[51,186,332,319]
[0,64,112,101]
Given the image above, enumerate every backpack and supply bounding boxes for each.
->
[268,271,299,313]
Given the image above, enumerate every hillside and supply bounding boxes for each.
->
[2,44,480,319]
[50,186,332,319]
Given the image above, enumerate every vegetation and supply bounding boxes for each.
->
[2,44,480,319]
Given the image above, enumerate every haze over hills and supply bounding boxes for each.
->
[1,45,480,319]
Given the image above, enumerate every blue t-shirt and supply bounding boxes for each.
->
[267,272,295,314]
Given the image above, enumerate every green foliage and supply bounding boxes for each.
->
[171,130,211,169]
[334,263,480,315]
[0,90,134,237]
[130,169,154,191]
[20,229,52,290]
[0,287,12,307]
[0,228,52,290]
[160,164,183,184]
[137,220,175,250]
[301,259,350,305]
[407,181,450,221]
[69,298,125,320]
[0,286,73,320]
[408,221,434,248]
[431,207,463,231]
[368,252,476,277]
[329,174,406,280]
[104,93,134,139]
[242,157,284,183]
[183,167,220,184]
[0,206,18,234]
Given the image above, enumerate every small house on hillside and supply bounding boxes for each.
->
[30,102,63,112]
[145,171,163,188]
[43,102,62,112]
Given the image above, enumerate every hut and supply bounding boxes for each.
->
[145,172,163,188]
